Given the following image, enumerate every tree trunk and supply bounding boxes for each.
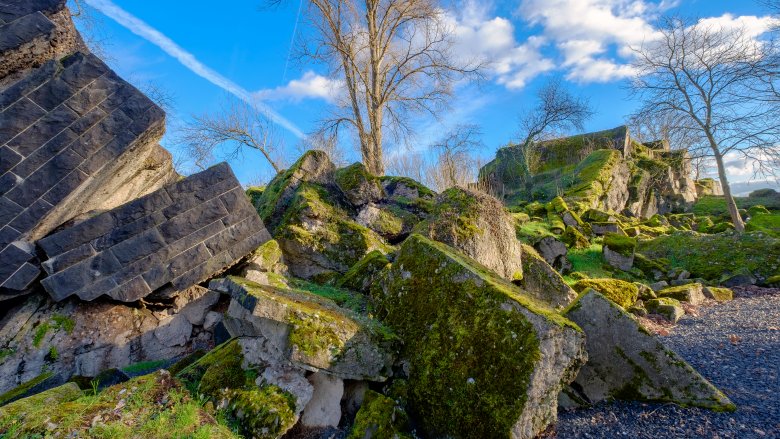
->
[712,151,745,233]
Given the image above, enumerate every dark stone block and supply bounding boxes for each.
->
[72,110,123,157]
[38,210,117,255]
[111,276,152,302]
[41,243,94,274]
[0,97,46,145]
[41,168,87,205]
[0,243,35,280]
[166,243,212,280]
[158,198,228,244]
[90,211,165,252]
[228,228,269,261]
[11,128,78,177]
[112,249,168,286]
[127,105,164,136]
[69,106,106,136]
[0,172,18,197]
[0,0,65,22]
[65,75,114,116]
[1,262,40,290]
[0,145,22,174]
[166,163,233,198]
[110,190,172,226]
[0,60,57,111]
[171,250,235,291]
[74,275,118,301]
[109,228,166,265]
[0,196,23,226]
[114,91,154,120]
[59,53,109,89]
[0,11,54,53]
[9,198,53,233]
[27,77,76,112]
[98,83,135,111]
[41,252,122,301]
[6,147,83,206]
[0,225,20,248]
[6,104,78,156]
[161,178,237,220]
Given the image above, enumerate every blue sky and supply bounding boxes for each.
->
[72,0,775,186]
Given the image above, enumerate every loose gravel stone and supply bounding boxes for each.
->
[555,288,780,439]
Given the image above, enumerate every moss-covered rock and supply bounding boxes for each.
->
[572,279,639,308]
[0,371,57,407]
[518,244,578,309]
[219,385,297,439]
[702,286,734,302]
[646,297,684,323]
[414,187,524,281]
[564,291,734,411]
[657,283,705,305]
[374,234,585,439]
[602,233,636,271]
[213,277,396,381]
[562,226,590,249]
[347,390,411,439]
[336,250,391,294]
[335,163,384,207]
[638,231,780,284]
[548,196,569,214]
[633,253,669,281]
[745,212,780,237]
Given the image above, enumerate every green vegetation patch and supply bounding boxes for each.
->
[603,233,637,257]
[348,390,411,439]
[336,250,391,294]
[572,279,639,308]
[745,212,780,237]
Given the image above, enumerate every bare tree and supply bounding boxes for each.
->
[429,124,483,190]
[510,78,592,191]
[180,97,283,172]
[630,17,780,232]
[295,131,350,167]
[384,150,433,188]
[278,0,482,176]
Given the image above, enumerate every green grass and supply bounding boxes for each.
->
[693,195,780,217]
[746,212,780,237]
[516,220,556,244]
[121,359,169,376]
[563,244,613,283]
[287,278,369,313]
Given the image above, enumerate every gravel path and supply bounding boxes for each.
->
[554,288,780,439]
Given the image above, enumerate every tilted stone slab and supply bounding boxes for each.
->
[0,51,176,297]
[39,163,271,302]
[213,276,396,381]
[0,0,84,82]
[562,290,734,411]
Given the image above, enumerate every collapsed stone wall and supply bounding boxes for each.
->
[39,163,270,302]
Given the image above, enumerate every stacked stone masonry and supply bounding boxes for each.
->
[39,163,271,302]
[0,51,172,296]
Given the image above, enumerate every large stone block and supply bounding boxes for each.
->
[0,50,177,297]
[39,163,271,302]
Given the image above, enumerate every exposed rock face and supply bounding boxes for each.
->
[414,187,525,281]
[0,0,85,83]
[534,236,570,272]
[518,244,577,309]
[334,162,383,207]
[214,276,396,381]
[0,288,222,395]
[38,163,269,302]
[0,50,178,297]
[657,283,705,305]
[563,290,734,411]
[376,234,586,439]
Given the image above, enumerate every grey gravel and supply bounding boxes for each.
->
[555,288,780,439]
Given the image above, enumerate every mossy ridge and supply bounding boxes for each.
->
[413,187,486,241]
[336,250,391,294]
[177,339,257,399]
[0,371,54,407]
[637,230,780,282]
[572,278,639,308]
[0,372,240,438]
[335,162,382,194]
[603,233,637,257]
[377,234,579,438]
[347,390,411,439]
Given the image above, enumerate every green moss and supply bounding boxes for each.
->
[121,359,168,376]
[705,287,733,302]
[32,322,50,348]
[376,234,579,438]
[548,196,569,213]
[48,346,59,361]
[0,372,239,438]
[51,314,75,334]
[220,385,297,439]
[603,233,637,257]
[413,187,485,241]
[746,212,780,237]
[336,250,391,294]
[547,211,566,234]
[562,225,590,249]
[379,175,436,199]
[348,390,411,439]
[516,219,556,244]
[693,194,780,217]
[638,231,780,281]
[657,284,702,302]
[177,339,256,399]
[335,162,381,194]
[633,254,669,278]
[567,244,612,279]
[245,186,265,208]
[572,279,639,308]
[0,372,54,406]
[0,348,15,363]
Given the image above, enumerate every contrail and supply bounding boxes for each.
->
[83,0,306,139]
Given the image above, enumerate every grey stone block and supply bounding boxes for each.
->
[8,198,53,232]
[0,98,46,145]
[41,252,122,301]
[41,243,95,274]
[0,12,54,53]
[41,168,87,205]
[0,0,64,22]
[11,128,78,177]
[0,225,20,248]
[69,106,106,135]
[0,196,23,226]
[2,262,40,290]
[158,198,228,244]
[0,61,57,111]
[109,228,166,265]
[0,145,22,174]
[6,104,78,156]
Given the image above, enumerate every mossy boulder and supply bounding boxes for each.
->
[602,233,636,271]
[374,234,586,439]
[657,283,705,305]
[745,212,780,237]
[562,226,589,249]
[274,182,390,280]
[336,250,391,294]
[646,297,685,323]
[548,196,569,214]
[335,163,384,207]
[255,150,336,232]
[633,253,669,281]
[355,203,418,242]
[638,231,780,284]
[518,244,578,309]
[413,187,524,282]
[347,390,411,439]
[702,286,734,302]
[213,277,396,381]
[241,239,289,284]
[0,371,58,407]
[572,279,639,308]
[564,291,734,411]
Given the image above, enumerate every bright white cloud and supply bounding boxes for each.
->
[254,71,342,103]
[84,0,306,138]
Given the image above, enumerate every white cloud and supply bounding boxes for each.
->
[84,0,306,138]
[445,5,555,89]
[254,71,342,103]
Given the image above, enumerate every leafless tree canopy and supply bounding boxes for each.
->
[509,78,592,189]
[179,98,283,173]
[285,0,482,176]
[429,123,483,190]
[630,17,780,232]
